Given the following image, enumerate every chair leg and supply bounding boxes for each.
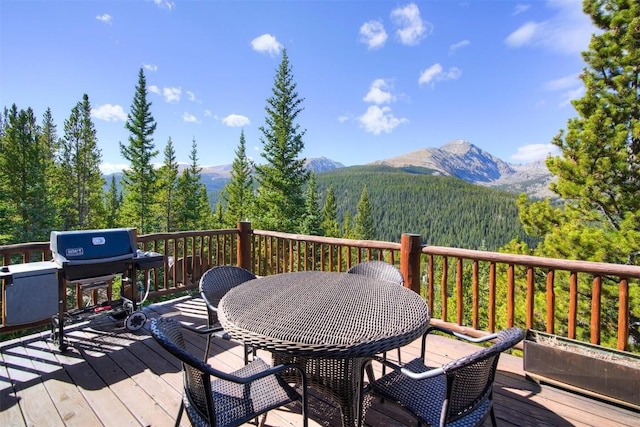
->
[175,400,184,427]
[365,362,376,383]
[204,336,212,362]
[490,405,498,426]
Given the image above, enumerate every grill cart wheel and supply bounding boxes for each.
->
[125,311,147,331]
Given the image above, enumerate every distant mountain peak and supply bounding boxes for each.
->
[441,139,473,155]
[304,157,345,173]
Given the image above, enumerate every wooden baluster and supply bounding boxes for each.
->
[590,276,601,345]
[456,258,463,325]
[526,266,534,329]
[546,270,555,334]
[618,278,629,351]
[489,262,496,333]
[568,271,578,339]
[472,260,479,330]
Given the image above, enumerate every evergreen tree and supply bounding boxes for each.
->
[254,48,308,232]
[300,171,323,236]
[222,130,254,227]
[175,138,211,230]
[105,175,121,228]
[156,137,179,232]
[342,211,354,239]
[353,186,375,239]
[39,108,62,232]
[120,68,158,234]
[0,105,48,242]
[59,95,105,230]
[321,186,340,237]
[517,0,640,265]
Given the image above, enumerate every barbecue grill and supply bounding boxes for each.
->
[50,228,164,351]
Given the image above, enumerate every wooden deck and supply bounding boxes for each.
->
[1,295,638,427]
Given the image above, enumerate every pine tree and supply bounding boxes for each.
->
[353,186,375,240]
[120,68,158,234]
[0,105,48,242]
[156,137,179,232]
[300,171,323,235]
[321,186,341,237]
[39,108,62,232]
[59,95,105,230]
[254,48,308,232]
[105,175,121,228]
[175,138,211,231]
[518,0,640,265]
[223,130,254,227]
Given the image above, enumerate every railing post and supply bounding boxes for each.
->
[401,233,422,294]
[237,221,252,271]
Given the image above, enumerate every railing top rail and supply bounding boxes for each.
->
[252,228,402,250]
[423,245,640,278]
[138,229,238,240]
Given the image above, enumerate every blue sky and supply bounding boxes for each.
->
[1,0,595,174]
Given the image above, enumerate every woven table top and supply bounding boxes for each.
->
[218,271,431,358]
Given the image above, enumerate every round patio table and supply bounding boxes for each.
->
[218,271,430,427]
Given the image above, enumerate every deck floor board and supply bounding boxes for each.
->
[1,295,638,427]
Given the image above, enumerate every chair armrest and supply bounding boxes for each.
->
[206,359,307,385]
[179,322,223,335]
[425,325,499,343]
[370,355,444,381]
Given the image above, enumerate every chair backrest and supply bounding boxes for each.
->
[199,266,257,325]
[347,260,404,285]
[442,327,524,424]
[150,318,215,422]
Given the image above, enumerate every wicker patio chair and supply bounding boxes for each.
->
[347,260,405,377]
[361,326,524,427]
[150,317,308,427]
[200,265,257,363]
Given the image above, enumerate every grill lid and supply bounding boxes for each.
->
[50,228,137,267]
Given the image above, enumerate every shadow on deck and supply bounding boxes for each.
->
[1,296,638,426]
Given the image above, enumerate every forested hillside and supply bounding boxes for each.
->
[314,165,536,250]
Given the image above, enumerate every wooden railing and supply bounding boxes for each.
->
[1,222,638,352]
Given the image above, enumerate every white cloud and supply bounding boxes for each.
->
[91,104,127,122]
[222,114,250,127]
[513,4,531,15]
[204,110,214,118]
[559,86,585,107]
[337,115,351,123]
[251,34,282,56]
[390,3,432,46]
[153,0,175,10]
[449,40,470,55]
[418,64,462,86]
[186,90,196,101]
[143,63,158,72]
[543,73,584,107]
[100,162,129,175]
[183,112,198,123]
[163,87,181,103]
[363,79,395,105]
[511,143,559,162]
[505,21,540,47]
[358,105,408,135]
[148,85,160,94]
[359,20,388,50]
[505,1,594,55]
[96,14,112,25]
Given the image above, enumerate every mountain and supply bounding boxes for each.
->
[105,140,555,200]
[370,139,555,199]
[304,156,345,173]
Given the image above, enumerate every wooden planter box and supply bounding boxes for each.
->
[523,330,640,410]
